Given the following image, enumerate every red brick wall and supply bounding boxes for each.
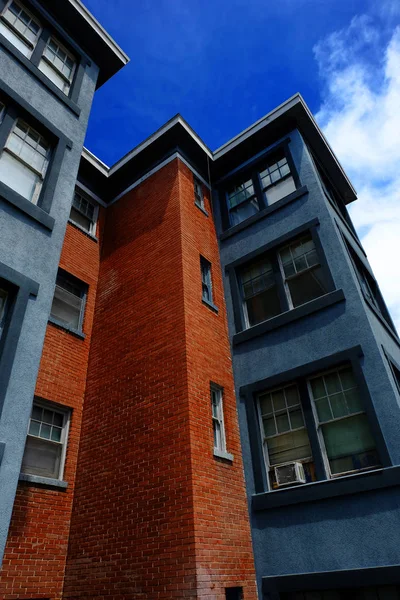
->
[179,161,257,599]
[64,158,257,599]
[0,216,103,600]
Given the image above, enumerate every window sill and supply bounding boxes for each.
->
[252,466,400,510]
[48,316,85,339]
[214,448,234,462]
[0,34,81,117]
[19,472,68,490]
[202,299,219,313]
[220,185,308,241]
[195,203,209,217]
[0,182,55,231]
[68,219,98,242]
[233,289,345,346]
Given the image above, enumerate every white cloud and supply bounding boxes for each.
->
[314,15,400,332]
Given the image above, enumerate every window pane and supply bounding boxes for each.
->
[28,420,40,436]
[264,418,276,437]
[264,176,296,205]
[0,21,31,56]
[0,151,40,202]
[276,413,290,434]
[38,59,71,94]
[21,436,61,478]
[267,428,312,465]
[70,206,92,232]
[329,392,348,419]
[40,423,51,439]
[286,385,300,406]
[287,265,328,307]
[259,394,273,415]
[271,389,286,412]
[51,285,82,329]
[245,285,281,326]
[289,409,304,429]
[228,179,254,209]
[315,398,332,422]
[229,197,259,226]
[213,420,222,449]
[322,413,379,475]
[51,427,62,442]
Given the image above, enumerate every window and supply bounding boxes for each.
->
[70,189,98,235]
[346,242,394,329]
[38,37,76,95]
[309,366,380,476]
[0,119,50,203]
[225,150,297,227]
[0,283,10,339]
[194,176,205,210]
[0,0,41,58]
[50,270,86,332]
[211,385,227,453]
[200,256,213,305]
[240,233,330,329]
[225,588,243,600]
[258,364,380,488]
[21,400,69,479]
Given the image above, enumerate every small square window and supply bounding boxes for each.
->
[225,587,243,600]
[70,190,98,235]
[38,37,76,95]
[0,0,42,58]
[194,176,204,210]
[50,270,87,332]
[21,400,70,480]
[0,119,50,204]
[211,385,227,454]
[200,256,213,305]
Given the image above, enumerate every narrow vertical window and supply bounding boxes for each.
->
[194,176,204,210]
[259,155,296,206]
[0,285,9,339]
[50,270,87,332]
[21,401,70,479]
[211,385,227,453]
[200,256,213,305]
[308,366,380,476]
[38,37,76,95]
[70,189,98,235]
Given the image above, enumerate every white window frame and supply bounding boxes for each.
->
[22,399,70,481]
[307,365,380,479]
[258,155,296,207]
[211,385,227,454]
[0,0,42,58]
[39,35,76,95]
[70,189,98,236]
[50,270,87,333]
[200,256,213,304]
[241,255,277,329]
[1,118,50,204]
[277,234,322,310]
[194,176,205,210]
[257,383,313,482]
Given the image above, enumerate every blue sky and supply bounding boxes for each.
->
[84,0,400,330]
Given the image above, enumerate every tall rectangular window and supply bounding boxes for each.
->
[194,176,204,210]
[0,0,41,58]
[70,190,97,235]
[21,400,69,479]
[38,37,76,95]
[259,155,296,206]
[239,232,331,329]
[211,385,227,453]
[227,177,259,226]
[309,366,380,477]
[200,256,213,305]
[0,119,50,203]
[279,235,329,309]
[50,270,86,332]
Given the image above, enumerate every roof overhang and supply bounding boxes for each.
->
[38,0,129,88]
[80,94,357,205]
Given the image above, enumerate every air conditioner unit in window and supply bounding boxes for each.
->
[274,462,306,487]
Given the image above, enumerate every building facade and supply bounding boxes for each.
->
[1,2,400,600]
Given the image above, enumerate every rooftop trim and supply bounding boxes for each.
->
[66,0,129,65]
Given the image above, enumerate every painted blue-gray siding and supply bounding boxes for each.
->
[215,128,400,596]
[0,32,99,563]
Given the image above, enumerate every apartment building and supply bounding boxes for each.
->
[0,1,400,600]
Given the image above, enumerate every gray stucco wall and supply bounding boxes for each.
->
[0,34,99,562]
[215,128,400,596]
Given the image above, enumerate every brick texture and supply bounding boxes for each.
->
[0,216,104,600]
